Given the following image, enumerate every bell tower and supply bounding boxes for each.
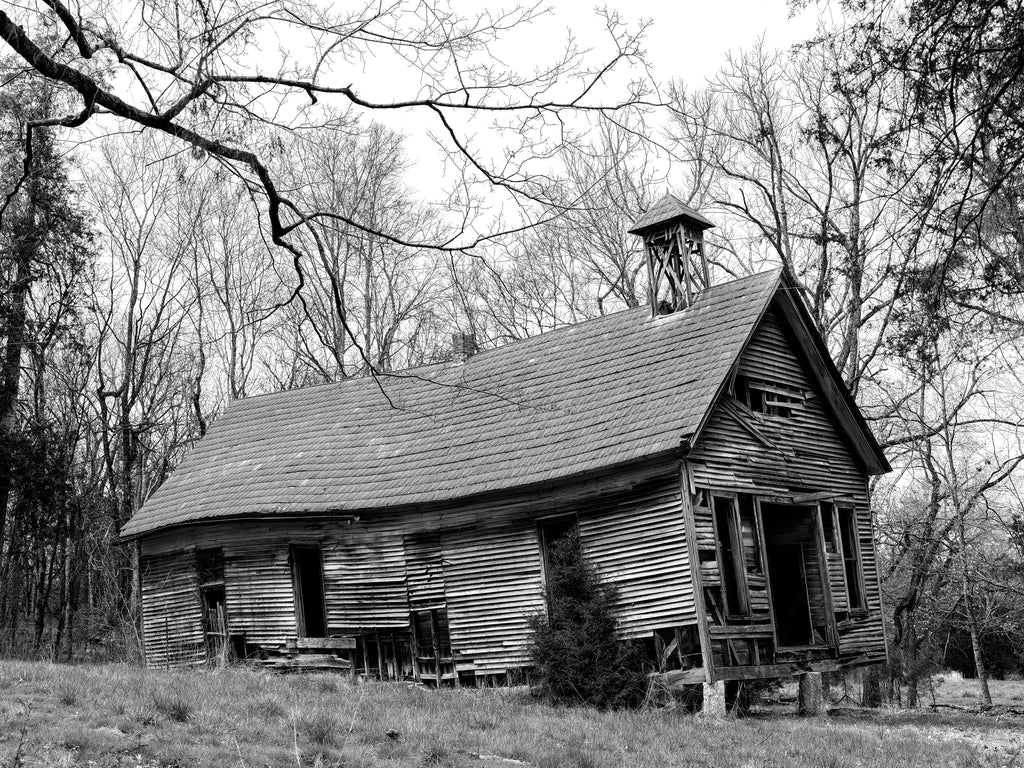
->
[628,194,715,315]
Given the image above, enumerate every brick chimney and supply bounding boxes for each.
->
[451,332,478,362]
[628,194,715,315]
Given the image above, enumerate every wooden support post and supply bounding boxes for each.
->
[798,672,825,716]
[862,666,882,708]
[701,680,727,718]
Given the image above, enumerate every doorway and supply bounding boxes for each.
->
[760,503,830,648]
[292,545,327,637]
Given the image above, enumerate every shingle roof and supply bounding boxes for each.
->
[628,193,715,234]
[120,269,784,538]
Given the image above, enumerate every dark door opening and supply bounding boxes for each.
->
[196,548,229,659]
[765,542,812,646]
[761,503,830,648]
[292,545,327,637]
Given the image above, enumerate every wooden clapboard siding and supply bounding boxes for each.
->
[323,516,408,632]
[137,460,694,672]
[690,309,867,503]
[578,474,697,636]
[828,553,849,612]
[223,544,295,647]
[441,519,545,674]
[140,551,204,667]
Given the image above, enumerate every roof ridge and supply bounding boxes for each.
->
[232,270,785,407]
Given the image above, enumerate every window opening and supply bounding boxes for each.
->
[734,375,803,417]
[292,545,327,637]
[820,502,837,554]
[761,502,833,648]
[412,606,453,683]
[538,515,580,595]
[838,509,866,610]
[713,497,749,617]
[195,548,227,658]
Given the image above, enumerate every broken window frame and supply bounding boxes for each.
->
[837,508,867,613]
[537,513,580,599]
[194,547,227,657]
[411,605,454,683]
[734,374,804,418]
[819,501,838,554]
[711,494,751,618]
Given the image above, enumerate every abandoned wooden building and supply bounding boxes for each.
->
[121,194,890,694]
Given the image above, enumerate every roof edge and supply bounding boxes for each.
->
[686,268,784,447]
[119,446,686,541]
[770,270,891,475]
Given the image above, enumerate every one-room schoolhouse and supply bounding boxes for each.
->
[120,195,890,702]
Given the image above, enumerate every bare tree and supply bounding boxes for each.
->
[669,34,918,398]
[0,1,654,302]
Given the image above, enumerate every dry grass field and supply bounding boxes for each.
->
[1,661,1022,768]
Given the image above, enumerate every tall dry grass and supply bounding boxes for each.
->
[0,660,1018,767]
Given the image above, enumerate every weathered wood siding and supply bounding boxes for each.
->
[139,518,409,663]
[578,474,696,637]
[324,517,409,632]
[689,305,885,661]
[137,462,697,672]
[436,467,695,674]
[441,518,546,675]
[223,542,296,647]
[140,551,203,667]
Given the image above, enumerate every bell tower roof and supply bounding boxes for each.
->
[628,193,715,235]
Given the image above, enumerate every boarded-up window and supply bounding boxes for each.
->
[735,375,803,418]
[404,531,445,608]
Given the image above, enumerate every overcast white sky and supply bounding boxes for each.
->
[354,0,826,223]
[544,0,822,84]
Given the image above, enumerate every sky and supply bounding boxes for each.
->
[329,0,827,214]
[42,0,829,242]
[543,0,823,85]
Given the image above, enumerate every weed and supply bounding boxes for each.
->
[152,688,196,722]
[302,709,339,747]
[419,743,456,767]
[56,681,79,706]
[315,676,339,694]
[249,696,287,720]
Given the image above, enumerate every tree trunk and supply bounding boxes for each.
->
[906,606,919,708]
[0,208,35,564]
[958,517,993,706]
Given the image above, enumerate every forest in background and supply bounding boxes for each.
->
[0,0,1023,708]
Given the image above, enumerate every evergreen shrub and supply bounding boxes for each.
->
[528,532,649,709]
